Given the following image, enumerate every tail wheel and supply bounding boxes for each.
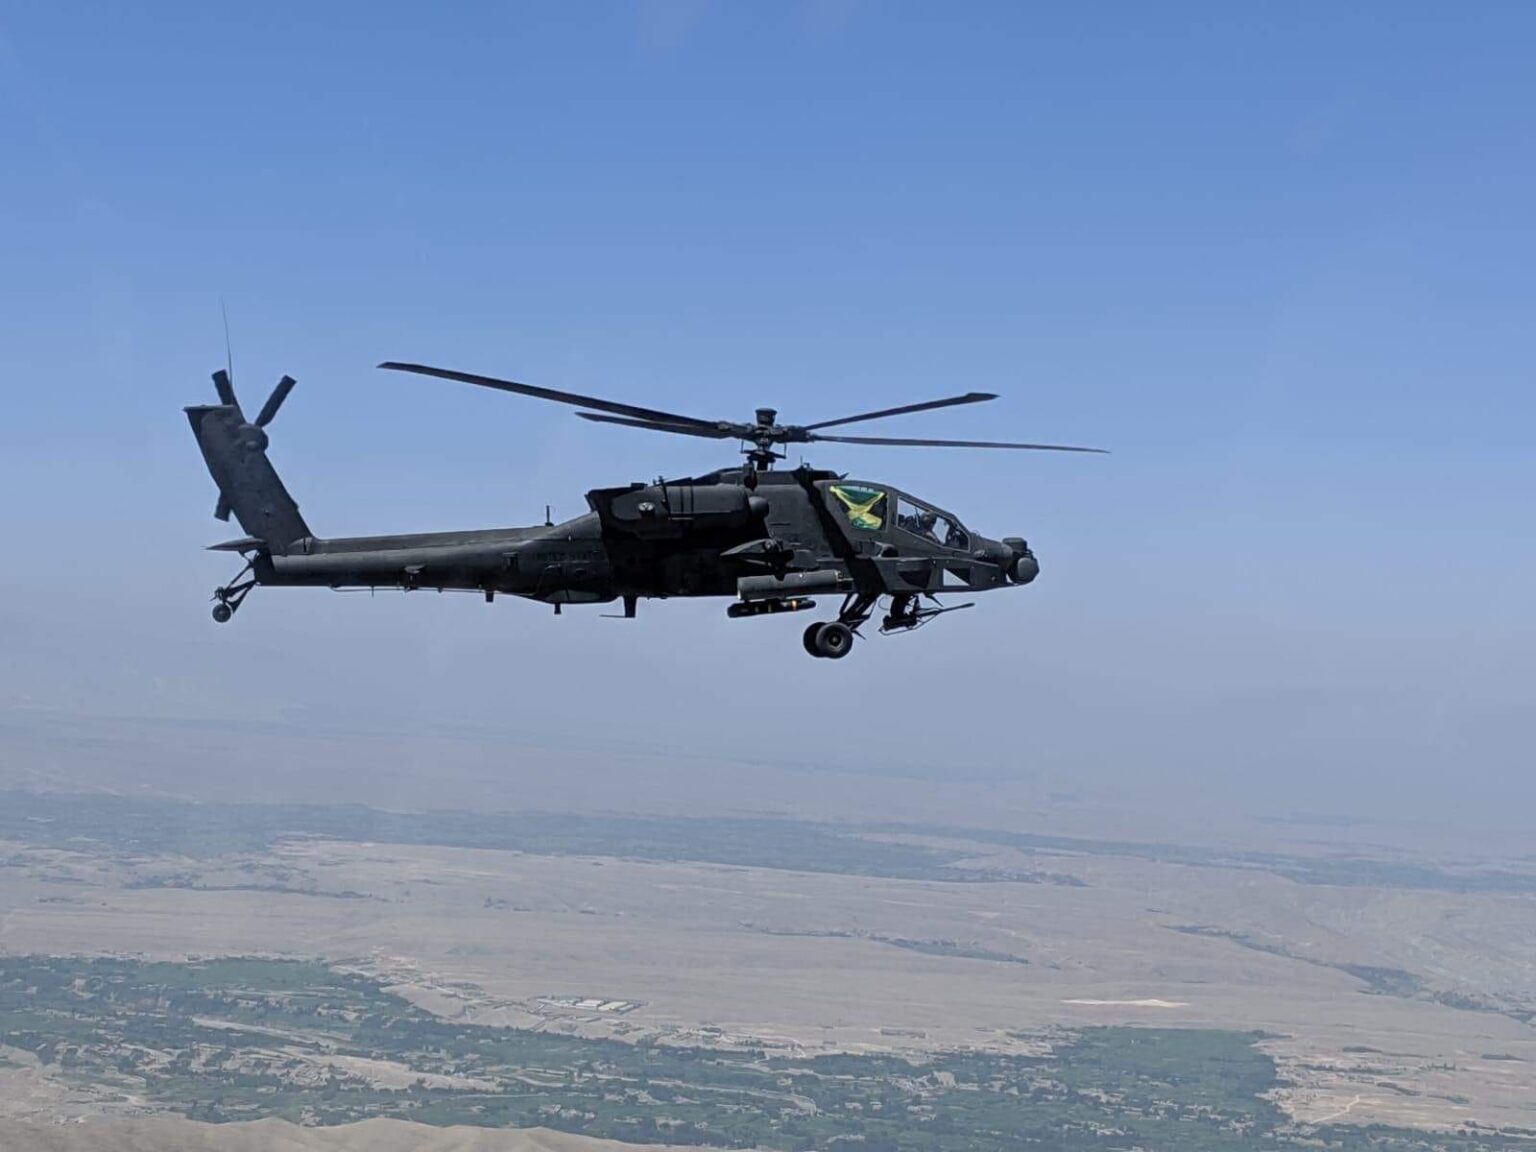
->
[812,621,854,659]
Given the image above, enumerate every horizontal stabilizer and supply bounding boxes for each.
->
[207,536,267,553]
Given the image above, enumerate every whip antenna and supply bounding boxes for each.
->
[220,297,234,386]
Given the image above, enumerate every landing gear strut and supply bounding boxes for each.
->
[211,559,256,624]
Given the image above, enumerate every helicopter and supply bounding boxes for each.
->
[186,363,1104,659]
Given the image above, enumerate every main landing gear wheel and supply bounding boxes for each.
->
[210,557,256,624]
[803,622,823,657]
[810,621,854,660]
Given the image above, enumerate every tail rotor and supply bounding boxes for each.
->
[206,369,298,520]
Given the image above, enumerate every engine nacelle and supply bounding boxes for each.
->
[588,483,768,539]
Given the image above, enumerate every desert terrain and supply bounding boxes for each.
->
[1,762,1533,1148]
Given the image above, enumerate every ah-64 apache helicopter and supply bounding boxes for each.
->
[187,363,1103,659]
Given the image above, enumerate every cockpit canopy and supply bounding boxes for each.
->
[822,482,970,552]
[894,493,969,550]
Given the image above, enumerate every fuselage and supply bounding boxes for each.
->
[252,466,1032,608]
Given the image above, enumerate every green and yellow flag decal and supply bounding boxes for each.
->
[829,484,887,530]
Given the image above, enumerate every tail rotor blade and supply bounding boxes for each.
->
[254,375,297,428]
[212,369,239,409]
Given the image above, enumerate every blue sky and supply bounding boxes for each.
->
[1,3,1533,827]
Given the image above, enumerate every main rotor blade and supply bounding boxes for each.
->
[379,362,717,428]
[810,433,1108,452]
[801,392,997,432]
[575,412,734,439]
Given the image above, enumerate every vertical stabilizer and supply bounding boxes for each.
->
[186,371,311,553]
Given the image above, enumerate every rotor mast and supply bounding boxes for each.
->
[746,407,784,470]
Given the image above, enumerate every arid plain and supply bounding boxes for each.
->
[2,722,1534,1149]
